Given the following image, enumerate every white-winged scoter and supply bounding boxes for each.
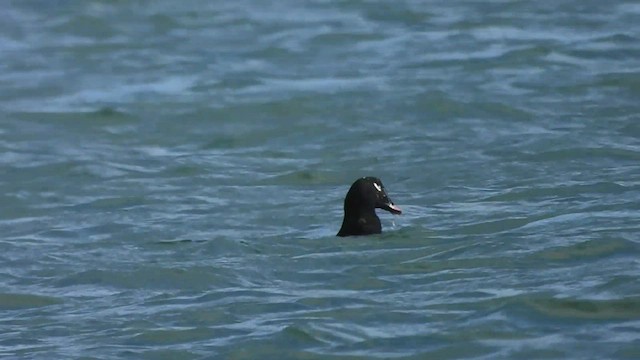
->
[337,177,402,237]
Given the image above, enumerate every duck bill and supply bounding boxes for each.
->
[380,202,402,215]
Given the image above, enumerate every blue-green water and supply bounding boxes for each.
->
[1,1,640,359]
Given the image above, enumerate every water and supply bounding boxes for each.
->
[1,1,639,358]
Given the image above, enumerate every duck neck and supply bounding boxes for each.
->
[338,206,381,236]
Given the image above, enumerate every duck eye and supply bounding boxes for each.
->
[373,183,382,192]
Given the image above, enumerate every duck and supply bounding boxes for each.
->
[337,177,402,237]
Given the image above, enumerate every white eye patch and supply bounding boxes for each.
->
[373,182,382,192]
